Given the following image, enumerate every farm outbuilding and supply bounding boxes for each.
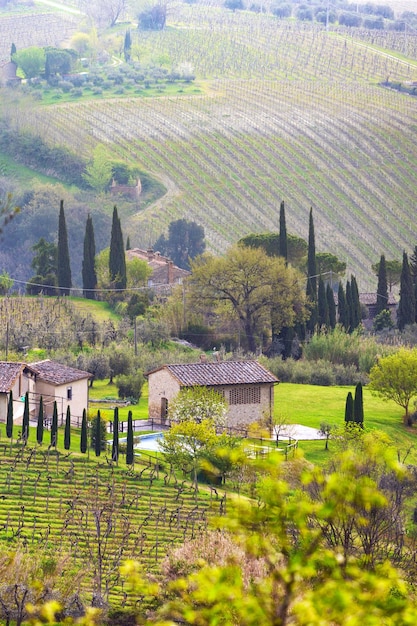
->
[146,359,279,429]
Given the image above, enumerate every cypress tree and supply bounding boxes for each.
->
[350,275,361,331]
[51,400,58,447]
[126,410,134,465]
[337,282,348,330]
[376,254,388,315]
[109,206,127,290]
[353,382,364,427]
[22,392,29,443]
[112,407,119,464]
[124,30,132,62]
[57,200,72,296]
[306,208,317,333]
[80,408,87,454]
[279,200,288,262]
[345,280,353,333]
[94,410,102,457]
[398,251,415,331]
[6,390,13,440]
[344,391,354,424]
[82,214,97,300]
[326,283,336,329]
[37,396,44,445]
[318,276,329,329]
[126,235,131,251]
[64,406,71,450]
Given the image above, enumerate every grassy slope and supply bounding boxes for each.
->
[8,6,417,288]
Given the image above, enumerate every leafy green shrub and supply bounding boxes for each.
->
[58,80,73,93]
[116,372,145,402]
[309,361,335,386]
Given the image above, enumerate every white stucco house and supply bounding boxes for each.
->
[0,360,92,427]
[146,359,279,429]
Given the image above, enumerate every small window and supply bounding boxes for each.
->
[67,386,73,400]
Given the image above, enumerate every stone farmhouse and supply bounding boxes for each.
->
[126,247,190,294]
[0,360,91,427]
[146,359,279,429]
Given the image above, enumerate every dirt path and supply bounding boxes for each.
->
[130,172,181,223]
[35,0,82,14]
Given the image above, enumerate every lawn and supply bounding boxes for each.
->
[89,379,149,422]
[277,383,417,464]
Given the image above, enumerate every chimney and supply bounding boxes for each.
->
[147,248,154,261]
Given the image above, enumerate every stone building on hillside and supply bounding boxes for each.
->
[126,247,190,294]
[146,359,279,429]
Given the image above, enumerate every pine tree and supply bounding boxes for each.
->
[326,283,336,329]
[57,200,72,296]
[344,391,354,424]
[279,201,287,262]
[37,396,44,445]
[82,214,97,300]
[51,401,58,447]
[354,382,364,427]
[350,275,361,331]
[64,406,71,450]
[6,390,13,440]
[109,206,127,290]
[80,408,87,454]
[398,251,415,331]
[22,392,29,443]
[112,407,119,464]
[126,410,134,465]
[318,277,329,329]
[376,254,388,315]
[337,282,348,330]
[306,208,317,333]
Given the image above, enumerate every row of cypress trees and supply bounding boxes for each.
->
[56,203,126,299]
[344,382,364,426]
[5,393,135,465]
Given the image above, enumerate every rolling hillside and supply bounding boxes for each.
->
[4,5,417,288]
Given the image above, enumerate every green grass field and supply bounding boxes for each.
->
[276,383,416,464]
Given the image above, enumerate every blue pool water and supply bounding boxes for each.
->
[134,432,164,451]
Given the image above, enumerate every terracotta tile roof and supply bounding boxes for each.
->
[149,360,279,387]
[359,292,397,306]
[0,362,26,393]
[29,360,92,385]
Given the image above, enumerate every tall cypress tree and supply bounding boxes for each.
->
[350,275,361,331]
[22,392,29,443]
[57,200,72,296]
[109,206,127,290]
[326,283,336,329]
[126,410,134,466]
[80,408,87,454]
[344,391,354,424]
[398,251,415,331]
[82,214,97,300]
[376,254,388,315]
[37,396,44,445]
[353,382,364,427]
[6,390,13,440]
[51,400,58,447]
[64,406,71,450]
[112,407,119,464]
[337,282,348,330]
[279,200,288,262]
[318,277,329,329]
[94,410,102,457]
[345,280,353,333]
[306,208,317,333]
